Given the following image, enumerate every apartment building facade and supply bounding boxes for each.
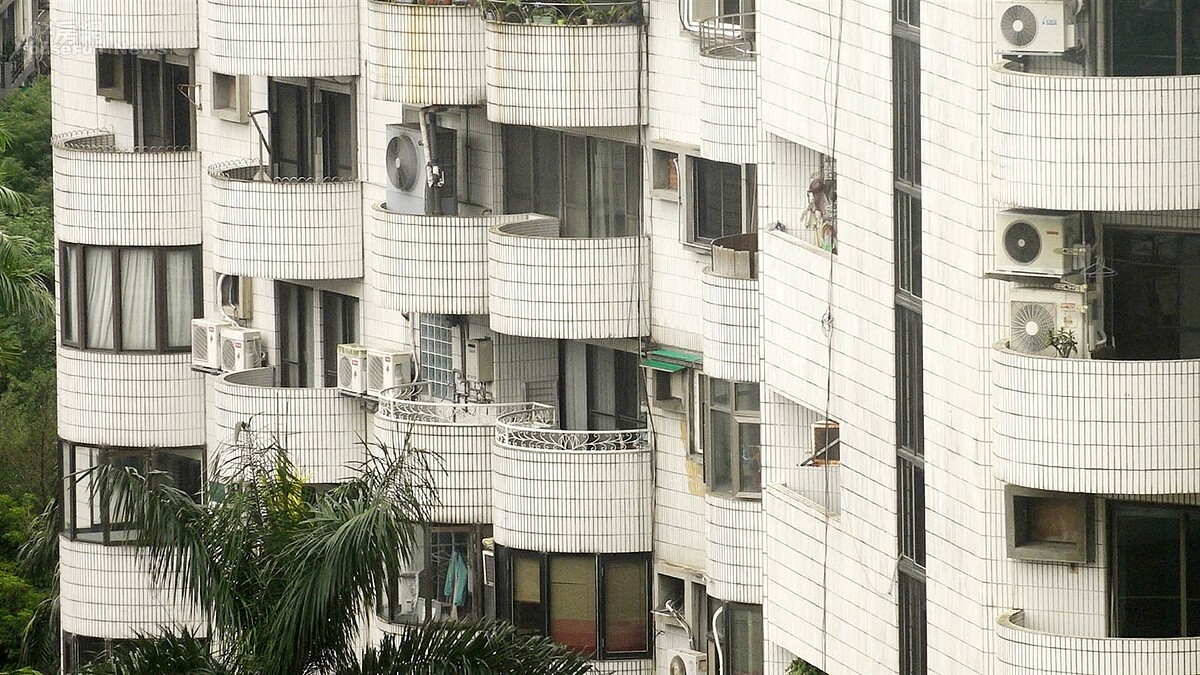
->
[48,0,1200,673]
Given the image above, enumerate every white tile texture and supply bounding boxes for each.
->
[699,54,758,164]
[54,0,199,49]
[206,0,360,77]
[365,1,485,106]
[701,268,759,382]
[705,494,763,604]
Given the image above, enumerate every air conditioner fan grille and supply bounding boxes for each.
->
[1004,220,1042,264]
[1000,4,1038,46]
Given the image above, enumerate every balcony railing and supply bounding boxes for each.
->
[480,0,643,25]
[377,383,539,426]
[494,406,649,452]
[997,609,1200,674]
[699,11,756,58]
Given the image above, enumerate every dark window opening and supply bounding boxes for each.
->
[1104,228,1200,360]
[1110,502,1200,637]
[268,78,356,180]
[321,291,359,387]
[276,282,313,388]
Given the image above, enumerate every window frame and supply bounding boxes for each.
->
[320,291,359,388]
[58,243,202,354]
[700,376,762,498]
[687,157,756,248]
[378,523,493,624]
[680,0,755,33]
[707,600,763,675]
[419,314,456,401]
[496,547,653,660]
[60,440,205,546]
[1108,500,1200,638]
[275,281,314,388]
[267,77,358,181]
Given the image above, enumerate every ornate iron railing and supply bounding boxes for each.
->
[698,10,756,58]
[495,407,649,452]
[480,0,643,26]
[378,390,545,426]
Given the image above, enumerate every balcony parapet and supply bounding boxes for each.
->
[992,344,1200,494]
[52,130,201,246]
[366,0,484,105]
[212,368,366,484]
[705,494,763,604]
[492,406,652,552]
[483,2,642,127]
[991,61,1200,211]
[702,233,760,382]
[997,609,1200,675]
[54,0,198,49]
[207,0,359,77]
[487,217,649,340]
[371,207,550,315]
[209,160,363,280]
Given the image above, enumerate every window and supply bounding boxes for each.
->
[134,52,194,149]
[897,457,925,566]
[1005,486,1091,563]
[895,306,923,457]
[690,158,755,246]
[708,601,763,675]
[1109,0,1200,76]
[682,0,755,31]
[59,244,201,353]
[320,291,359,388]
[268,78,356,180]
[63,633,133,674]
[503,126,642,238]
[379,524,492,624]
[497,548,651,659]
[702,378,761,496]
[1109,502,1200,638]
[61,442,203,545]
[1105,228,1200,360]
[419,315,455,400]
[276,282,313,388]
[558,342,644,431]
[898,571,927,675]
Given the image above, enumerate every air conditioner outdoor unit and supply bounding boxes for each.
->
[667,648,708,675]
[337,343,369,394]
[192,318,233,370]
[384,123,458,216]
[366,348,415,398]
[219,326,263,373]
[1008,286,1091,358]
[995,0,1076,54]
[995,210,1082,278]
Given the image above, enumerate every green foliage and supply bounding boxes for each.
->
[787,657,829,675]
[0,495,48,672]
[0,371,56,500]
[0,79,52,202]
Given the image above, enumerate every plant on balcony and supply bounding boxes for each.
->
[787,658,829,675]
[1046,327,1078,358]
[480,0,643,26]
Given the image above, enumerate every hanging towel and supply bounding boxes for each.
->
[443,550,469,608]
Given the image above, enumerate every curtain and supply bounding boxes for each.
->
[603,559,648,653]
[84,248,114,349]
[165,249,194,349]
[549,556,597,655]
[120,249,156,350]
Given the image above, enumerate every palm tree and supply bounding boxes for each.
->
[70,432,593,675]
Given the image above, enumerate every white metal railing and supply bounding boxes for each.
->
[698,10,756,59]
[377,386,545,426]
[495,406,649,452]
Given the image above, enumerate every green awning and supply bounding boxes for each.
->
[648,348,702,363]
[641,358,686,373]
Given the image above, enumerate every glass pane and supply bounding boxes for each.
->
[1112,504,1182,637]
[137,57,164,147]
[84,248,114,349]
[165,249,195,349]
[734,382,759,412]
[156,449,202,502]
[321,89,355,179]
[270,80,309,178]
[604,558,648,654]
[533,128,563,219]
[563,134,588,237]
[1188,514,1200,636]
[710,378,730,409]
[503,126,534,214]
[738,423,761,494]
[708,410,732,492]
[512,555,543,633]
[60,246,79,344]
[728,604,763,675]
[120,249,157,350]
[549,556,597,655]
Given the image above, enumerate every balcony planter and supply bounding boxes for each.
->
[483,1,643,127]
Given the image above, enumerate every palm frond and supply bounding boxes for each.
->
[73,629,230,675]
[344,620,595,675]
[0,229,50,318]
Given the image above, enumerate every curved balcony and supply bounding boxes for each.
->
[212,368,366,484]
[210,161,363,280]
[760,230,832,406]
[706,494,763,605]
[60,538,204,639]
[996,609,1200,675]
[371,208,549,315]
[483,2,642,127]
[491,406,652,553]
[375,384,543,524]
[52,130,201,247]
[207,0,359,77]
[366,0,485,105]
[487,218,648,340]
[54,0,198,49]
[698,12,757,164]
[992,345,1200,494]
[702,233,760,382]
[57,349,206,448]
[991,62,1200,212]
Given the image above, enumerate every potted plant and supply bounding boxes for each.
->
[1046,327,1078,358]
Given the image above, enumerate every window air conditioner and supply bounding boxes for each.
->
[192,318,233,371]
[337,343,369,394]
[994,209,1082,278]
[667,649,708,675]
[219,326,263,373]
[1008,286,1091,358]
[384,123,458,216]
[366,348,415,398]
[812,420,841,463]
[995,0,1076,54]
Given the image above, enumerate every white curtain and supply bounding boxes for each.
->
[120,249,156,350]
[84,248,114,349]
[165,250,194,348]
